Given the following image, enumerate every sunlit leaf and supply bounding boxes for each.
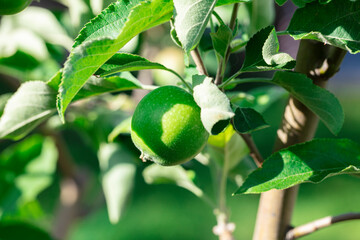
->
[287,0,360,54]
[235,138,360,194]
[173,0,217,52]
[58,0,174,121]
[272,71,344,135]
[241,26,295,72]
[193,77,235,135]
[0,81,57,140]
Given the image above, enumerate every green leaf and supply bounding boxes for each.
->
[173,0,217,52]
[228,86,287,113]
[287,0,360,54]
[108,117,132,142]
[241,26,296,72]
[216,0,251,6]
[98,143,137,224]
[232,107,269,134]
[58,0,174,121]
[235,138,360,194]
[210,23,233,58]
[143,164,204,198]
[274,0,288,5]
[0,221,52,240]
[74,73,142,100]
[95,53,182,80]
[272,71,344,135]
[0,81,57,140]
[207,124,249,170]
[0,135,57,213]
[193,77,235,135]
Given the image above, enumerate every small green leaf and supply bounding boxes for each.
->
[108,117,132,142]
[216,0,251,6]
[207,124,249,170]
[272,71,344,135]
[287,0,360,54]
[143,164,204,198]
[58,0,174,120]
[193,77,235,135]
[210,23,233,58]
[274,0,288,5]
[173,0,217,52]
[235,138,360,194]
[98,143,137,224]
[95,53,182,80]
[233,107,269,134]
[0,81,57,140]
[241,26,296,72]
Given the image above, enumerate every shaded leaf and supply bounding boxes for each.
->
[173,0,217,52]
[235,138,360,194]
[74,73,142,100]
[207,124,249,170]
[58,0,173,120]
[0,221,52,240]
[233,107,269,134]
[108,117,132,142]
[95,53,181,80]
[193,77,235,135]
[287,0,360,54]
[0,135,57,213]
[98,143,137,224]
[210,23,233,58]
[241,26,295,72]
[0,81,57,140]
[216,0,251,6]
[143,164,204,197]
[272,71,344,135]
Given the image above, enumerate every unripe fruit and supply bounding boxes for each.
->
[0,0,32,15]
[131,86,209,166]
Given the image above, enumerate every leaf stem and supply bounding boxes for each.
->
[219,77,272,88]
[231,119,264,167]
[190,48,209,76]
[285,212,360,240]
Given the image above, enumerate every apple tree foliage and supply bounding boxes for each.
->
[0,0,360,238]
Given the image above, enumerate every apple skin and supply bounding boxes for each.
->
[0,0,32,15]
[131,86,209,166]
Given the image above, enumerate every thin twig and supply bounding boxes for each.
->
[239,133,264,167]
[190,48,208,76]
[215,3,239,86]
[285,212,360,240]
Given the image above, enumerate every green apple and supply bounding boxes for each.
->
[131,86,209,166]
[0,0,32,15]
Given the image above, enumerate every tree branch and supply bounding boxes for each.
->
[252,40,347,240]
[239,133,264,167]
[285,212,360,240]
[191,48,208,76]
